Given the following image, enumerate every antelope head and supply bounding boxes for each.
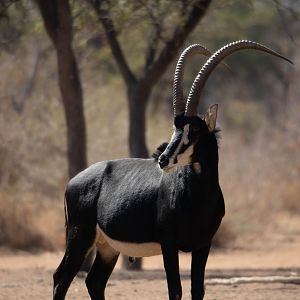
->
[159,40,293,172]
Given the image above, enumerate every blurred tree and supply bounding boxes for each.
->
[35,0,87,179]
[186,0,299,117]
[85,0,212,270]
[86,0,212,158]
[35,0,94,273]
[0,0,24,48]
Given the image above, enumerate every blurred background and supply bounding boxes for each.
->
[0,0,299,255]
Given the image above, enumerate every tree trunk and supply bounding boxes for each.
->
[127,82,150,158]
[36,0,89,271]
[121,82,151,270]
[35,0,87,179]
[56,43,87,178]
[87,0,213,271]
[56,42,91,269]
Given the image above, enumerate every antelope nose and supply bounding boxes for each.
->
[159,154,169,169]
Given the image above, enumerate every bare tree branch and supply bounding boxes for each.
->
[143,0,212,87]
[12,45,41,113]
[144,0,163,70]
[34,1,59,44]
[86,0,212,170]
[87,0,136,85]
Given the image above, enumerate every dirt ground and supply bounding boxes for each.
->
[1,212,300,299]
[1,246,300,300]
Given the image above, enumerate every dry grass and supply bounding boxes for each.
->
[0,33,299,251]
[0,191,65,250]
[283,181,300,214]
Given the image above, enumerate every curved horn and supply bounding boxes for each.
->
[185,40,293,116]
[173,44,212,116]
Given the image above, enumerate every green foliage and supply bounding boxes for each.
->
[0,1,41,48]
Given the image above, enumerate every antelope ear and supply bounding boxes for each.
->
[204,104,218,132]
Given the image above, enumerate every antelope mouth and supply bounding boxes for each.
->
[162,165,176,173]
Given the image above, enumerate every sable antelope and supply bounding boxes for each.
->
[53,40,292,300]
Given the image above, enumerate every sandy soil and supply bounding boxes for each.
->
[1,212,300,299]
[1,247,300,300]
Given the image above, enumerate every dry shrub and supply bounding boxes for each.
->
[0,96,66,250]
[218,97,300,248]
[0,29,299,252]
[0,45,68,251]
[282,180,300,214]
[0,106,25,187]
[0,191,65,250]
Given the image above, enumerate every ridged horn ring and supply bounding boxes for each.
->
[173,44,212,116]
[184,40,293,117]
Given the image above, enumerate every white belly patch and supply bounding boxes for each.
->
[96,226,161,257]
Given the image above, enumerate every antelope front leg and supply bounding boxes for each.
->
[161,243,182,300]
[191,244,211,299]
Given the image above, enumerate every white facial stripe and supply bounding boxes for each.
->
[169,124,190,165]
[170,129,176,142]
[168,130,177,165]
[182,124,190,145]
[177,144,194,166]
